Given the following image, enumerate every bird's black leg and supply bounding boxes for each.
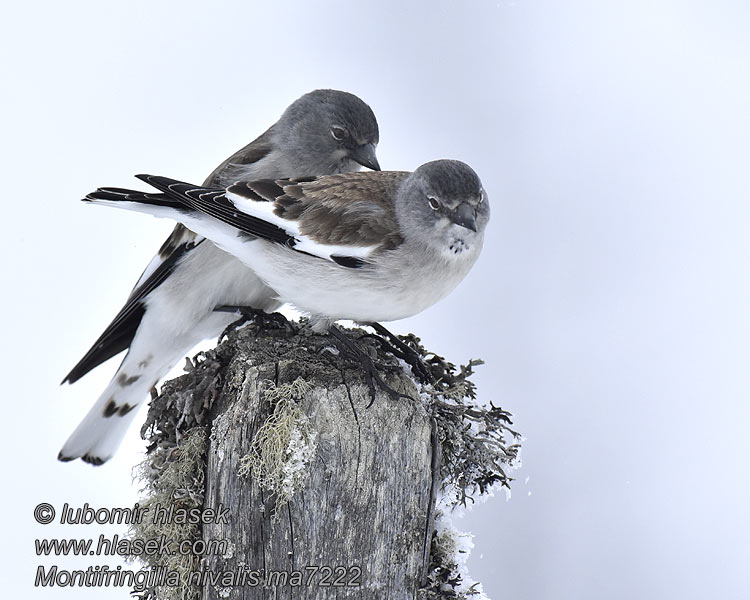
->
[215,305,291,341]
[369,322,436,385]
[328,325,412,407]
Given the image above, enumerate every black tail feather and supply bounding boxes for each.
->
[84,186,183,209]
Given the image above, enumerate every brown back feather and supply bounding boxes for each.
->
[275,171,409,250]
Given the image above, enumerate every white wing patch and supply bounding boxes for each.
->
[227,188,300,236]
[226,188,379,263]
[293,238,379,260]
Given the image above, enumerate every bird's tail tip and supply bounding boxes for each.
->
[58,443,118,466]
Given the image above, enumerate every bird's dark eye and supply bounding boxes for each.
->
[331,126,348,141]
[428,196,440,210]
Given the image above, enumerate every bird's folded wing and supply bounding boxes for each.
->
[127,131,275,297]
[61,235,197,384]
[134,171,409,266]
[130,225,203,292]
[64,132,276,384]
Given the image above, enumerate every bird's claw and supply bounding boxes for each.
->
[367,323,436,385]
[328,326,412,407]
[215,305,292,341]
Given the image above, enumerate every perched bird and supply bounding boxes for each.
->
[85,159,489,398]
[60,89,380,465]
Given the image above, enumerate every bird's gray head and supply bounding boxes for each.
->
[397,159,489,259]
[275,89,380,175]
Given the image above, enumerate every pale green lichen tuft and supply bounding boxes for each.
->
[237,377,317,521]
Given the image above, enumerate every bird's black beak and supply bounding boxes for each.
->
[451,202,478,232]
[350,143,381,171]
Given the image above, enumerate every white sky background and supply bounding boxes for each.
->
[2,0,749,598]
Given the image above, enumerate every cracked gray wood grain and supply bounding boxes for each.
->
[198,325,435,600]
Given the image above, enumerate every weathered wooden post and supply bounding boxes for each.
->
[131,319,520,600]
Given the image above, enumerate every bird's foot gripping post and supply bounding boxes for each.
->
[365,322,437,386]
[215,305,292,341]
[327,324,413,407]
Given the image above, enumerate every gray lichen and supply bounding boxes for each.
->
[129,427,207,600]
[383,333,521,599]
[237,377,317,521]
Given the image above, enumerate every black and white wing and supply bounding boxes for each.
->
[63,132,275,384]
[85,171,409,269]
